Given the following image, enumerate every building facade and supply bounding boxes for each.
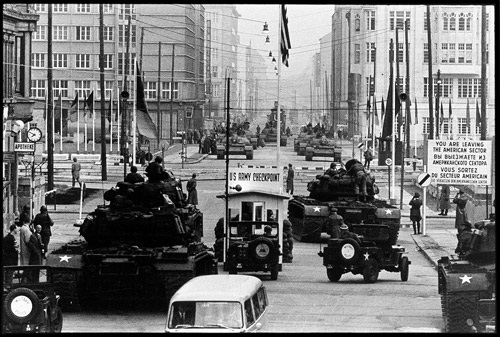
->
[331,5,495,146]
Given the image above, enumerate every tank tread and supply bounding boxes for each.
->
[444,292,478,333]
[52,269,82,312]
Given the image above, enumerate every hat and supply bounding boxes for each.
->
[340,224,349,230]
[264,225,272,233]
[330,207,338,212]
[40,205,47,212]
[288,163,292,167]
[414,192,420,198]
[458,189,465,194]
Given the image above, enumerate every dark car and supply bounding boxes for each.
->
[318,224,410,283]
[226,221,281,280]
[2,266,63,333]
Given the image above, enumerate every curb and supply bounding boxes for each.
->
[410,234,449,269]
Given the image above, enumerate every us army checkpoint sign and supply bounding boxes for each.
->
[228,167,282,193]
[426,140,492,185]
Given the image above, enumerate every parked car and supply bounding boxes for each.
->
[165,275,269,332]
[2,266,63,333]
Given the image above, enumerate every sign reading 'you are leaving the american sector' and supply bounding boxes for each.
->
[426,140,492,186]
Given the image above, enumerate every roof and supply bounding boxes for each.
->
[216,189,290,200]
[169,275,263,303]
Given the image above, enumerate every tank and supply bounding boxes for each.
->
[45,172,217,311]
[437,217,495,333]
[288,159,401,243]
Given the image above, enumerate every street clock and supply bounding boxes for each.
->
[27,127,42,142]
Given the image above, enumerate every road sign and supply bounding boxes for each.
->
[385,158,393,166]
[14,142,35,152]
[417,172,431,187]
[357,142,364,149]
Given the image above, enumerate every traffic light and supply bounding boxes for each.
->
[369,79,375,97]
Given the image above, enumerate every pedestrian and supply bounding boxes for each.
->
[453,189,471,236]
[19,218,32,266]
[363,145,374,170]
[286,163,294,195]
[343,129,348,140]
[186,173,198,206]
[337,128,343,139]
[412,155,418,171]
[3,224,19,266]
[145,156,167,183]
[328,207,344,239]
[28,225,43,265]
[18,204,31,227]
[125,165,145,184]
[71,157,82,188]
[256,125,261,135]
[409,192,423,234]
[33,205,54,258]
[438,185,451,216]
[325,162,338,177]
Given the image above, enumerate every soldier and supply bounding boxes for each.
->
[328,207,344,239]
[33,205,54,258]
[438,185,451,216]
[325,162,338,177]
[286,163,295,195]
[453,189,471,236]
[409,192,423,234]
[145,156,167,183]
[125,165,145,184]
[282,219,293,263]
[347,160,368,201]
[339,224,360,241]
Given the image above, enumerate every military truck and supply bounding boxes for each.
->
[437,218,495,333]
[288,159,401,243]
[46,172,218,311]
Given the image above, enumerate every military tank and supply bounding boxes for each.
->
[46,171,217,311]
[288,159,401,243]
[437,217,495,333]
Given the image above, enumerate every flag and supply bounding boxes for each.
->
[475,98,481,128]
[136,61,159,139]
[381,77,393,139]
[406,98,412,125]
[43,89,48,119]
[280,4,291,67]
[381,96,385,121]
[395,85,402,134]
[465,98,470,130]
[440,101,444,127]
[86,91,94,118]
[69,92,79,122]
[374,96,379,126]
[448,98,452,120]
[107,98,112,123]
[414,97,418,125]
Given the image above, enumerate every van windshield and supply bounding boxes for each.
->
[168,301,243,329]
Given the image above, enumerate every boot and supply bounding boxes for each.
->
[444,209,448,216]
[413,224,417,235]
[417,222,421,234]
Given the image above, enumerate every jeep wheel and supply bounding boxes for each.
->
[363,258,379,283]
[3,288,40,324]
[270,265,278,280]
[400,256,409,281]
[51,307,63,333]
[337,239,361,264]
[248,237,276,264]
[326,268,343,282]
[445,292,478,333]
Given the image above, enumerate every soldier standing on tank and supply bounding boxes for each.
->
[347,160,368,201]
[409,192,423,234]
[328,207,344,238]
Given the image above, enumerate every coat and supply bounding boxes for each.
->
[28,233,43,265]
[439,185,451,210]
[286,168,294,191]
[2,233,18,266]
[453,195,470,230]
[409,197,423,222]
[186,178,198,205]
[34,211,54,237]
[19,224,32,265]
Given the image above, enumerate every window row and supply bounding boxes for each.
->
[422,117,481,135]
[423,77,486,98]
[423,43,488,64]
[34,25,115,41]
[32,53,114,69]
[33,4,116,14]
[31,80,180,100]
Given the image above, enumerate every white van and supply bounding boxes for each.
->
[165,275,269,333]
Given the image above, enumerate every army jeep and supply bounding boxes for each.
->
[318,224,410,283]
[2,266,63,333]
[226,221,281,280]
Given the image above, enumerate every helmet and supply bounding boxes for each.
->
[264,225,272,233]
[340,224,349,230]
[40,205,47,212]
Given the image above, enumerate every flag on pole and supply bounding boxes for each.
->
[440,101,444,127]
[381,84,393,139]
[86,91,94,118]
[475,98,481,128]
[136,61,159,139]
[374,96,379,126]
[381,96,385,121]
[280,4,291,67]
[69,92,78,122]
[465,98,470,129]
[395,85,402,134]
[414,97,418,125]
[83,93,88,120]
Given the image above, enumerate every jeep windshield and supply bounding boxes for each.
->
[229,221,279,239]
[168,301,243,329]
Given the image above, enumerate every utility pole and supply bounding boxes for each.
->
[99,4,107,180]
[170,44,175,144]
[224,74,231,265]
[140,27,144,72]
[47,4,54,191]
[480,5,487,140]
[396,28,404,210]
[426,6,434,139]
[309,80,313,124]
[121,16,132,180]
[157,42,161,147]
[404,20,411,157]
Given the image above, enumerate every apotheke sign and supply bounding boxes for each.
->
[14,142,35,152]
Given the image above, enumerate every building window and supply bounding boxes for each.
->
[423,43,429,63]
[103,54,113,69]
[31,80,46,98]
[119,24,136,45]
[161,82,179,100]
[53,54,68,68]
[449,13,456,31]
[423,117,430,135]
[443,13,449,30]
[76,4,91,13]
[75,54,91,68]
[120,4,136,19]
[441,118,451,134]
[465,44,472,64]
[145,82,157,100]
[466,13,472,31]
[53,26,68,41]
[365,10,375,30]
[397,43,404,62]
[458,43,465,64]
[32,53,46,68]
[390,11,409,30]
[458,117,469,134]
[52,80,69,98]
[441,43,448,63]
[104,4,113,13]
[117,53,136,75]
[74,80,91,98]
[34,4,47,12]
[96,80,113,99]
[100,26,113,41]
[212,48,218,60]
[458,13,465,30]
[448,43,456,63]
[53,4,68,12]
[366,42,375,63]
[34,25,47,40]
[424,12,428,31]
[76,26,92,41]
[213,84,220,97]
[441,78,453,98]
[354,44,360,64]
[354,14,360,32]
[212,66,218,78]
[458,78,485,98]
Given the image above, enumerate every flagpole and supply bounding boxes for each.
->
[132,57,137,166]
[276,5,282,172]
[116,83,120,155]
[77,94,80,154]
[92,87,96,153]
[110,89,113,152]
[59,95,63,153]
[84,93,88,153]
[45,89,48,152]
[52,96,55,156]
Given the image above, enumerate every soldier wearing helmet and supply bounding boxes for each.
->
[328,207,344,239]
[339,223,360,242]
[33,205,54,258]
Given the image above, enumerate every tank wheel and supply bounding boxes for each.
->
[327,268,343,282]
[217,151,224,159]
[3,288,40,324]
[305,152,313,161]
[52,270,82,312]
[51,307,63,333]
[363,258,379,283]
[445,292,478,333]
[270,265,279,280]
[400,256,409,282]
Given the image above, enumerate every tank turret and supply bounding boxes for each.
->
[455,219,496,264]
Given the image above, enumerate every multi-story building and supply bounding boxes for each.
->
[30,4,206,153]
[331,5,495,146]
[241,44,269,125]
[204,5,240,125]
[3,4,39,229]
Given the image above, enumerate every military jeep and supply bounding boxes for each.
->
[226,221,281,280]
[2,266,63,333]
[318,224,410,283]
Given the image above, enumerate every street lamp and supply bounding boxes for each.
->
[265,35,270,44]
[262,22,269,34]
[268,51,273,57]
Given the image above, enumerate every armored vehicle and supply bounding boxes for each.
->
[2,266,63,333]
[437,218,495,333]
[318,224,410,283]
[216,136,254,160]
[305,138,341,162]
[288,159,401,243]
[46,172,218,311]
